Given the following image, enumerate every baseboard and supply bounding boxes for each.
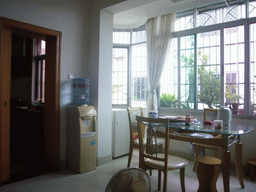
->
[60,159,68,169]
[97,155,112,166]
[60,156,114,170]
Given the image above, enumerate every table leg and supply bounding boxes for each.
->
[222,150,231,192]
[235,142,244,188]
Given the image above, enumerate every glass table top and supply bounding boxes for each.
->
[168,123,255,136]
[141,121,255,136]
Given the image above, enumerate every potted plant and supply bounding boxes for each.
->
[160,93,178,108]
[225,85,242,113]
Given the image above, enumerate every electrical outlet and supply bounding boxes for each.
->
[68,74,74,79]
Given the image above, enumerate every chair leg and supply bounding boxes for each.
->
[193,146,200,171]
[158,170,162,191]
[193,158,197,172]
[127,145,134,167]
[245,161,249,176]
[202,148,206,156]
[163,170,168,192]
[180,168,186,192]
[158,144,162,153]
[215,148,219,158]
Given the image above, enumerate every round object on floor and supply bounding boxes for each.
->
[105,167,151,192]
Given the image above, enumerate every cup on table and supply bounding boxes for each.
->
[214,120,223,131]
[148,110,158,118]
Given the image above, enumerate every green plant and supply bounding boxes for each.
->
[181,50,221,109]
[225,85,242,103]
[160,93,178,108]
[112,85,123,94]
[198,64,220,108]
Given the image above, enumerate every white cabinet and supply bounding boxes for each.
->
[112,109,130,158]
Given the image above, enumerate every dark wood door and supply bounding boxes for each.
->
[0,17,61,183]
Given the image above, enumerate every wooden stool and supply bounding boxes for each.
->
[196,156,222,192]
[246,158,256,180]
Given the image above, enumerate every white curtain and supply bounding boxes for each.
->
[146,13,176,112]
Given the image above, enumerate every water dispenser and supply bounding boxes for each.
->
[72,78,90,105]
[67,105,97,173]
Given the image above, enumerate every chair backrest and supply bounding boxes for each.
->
[136,116,169,171]
[203,108,218,121]
[127,107,143,144]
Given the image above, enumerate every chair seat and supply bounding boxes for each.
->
[145,153,189,170]
[134,138,165,146]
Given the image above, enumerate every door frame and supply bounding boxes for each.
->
[0,17,61,183]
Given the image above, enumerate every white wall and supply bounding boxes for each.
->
[87,0,129,165]
[97,11,114,164]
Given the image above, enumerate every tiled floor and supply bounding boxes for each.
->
[1,149,256,192]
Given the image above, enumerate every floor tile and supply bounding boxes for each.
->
[1,149,256,192]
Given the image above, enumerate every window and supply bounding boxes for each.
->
[113,0,256,116]
[32,39,46,103]
[160,1,255,116]
[180,35,196,109]
[224,26,244,115]
[131,42,147,107]
[112,47,128,105]
[133,77,146,100]
[250,22,256,116]
[112,29,147,108]
[197,31,220,109]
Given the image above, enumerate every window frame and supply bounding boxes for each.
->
[32,39,46,104]
[112,1,256,117]
[112,29,147,108]
[160,3,256,118]
[112,45,130,107]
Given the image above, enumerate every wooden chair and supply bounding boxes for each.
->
[192,108,221,171]
[136,116,189,192]
[127,107,164,168]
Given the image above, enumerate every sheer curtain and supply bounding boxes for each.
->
[146,13,176,112]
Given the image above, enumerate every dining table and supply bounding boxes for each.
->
[141,116,255,192]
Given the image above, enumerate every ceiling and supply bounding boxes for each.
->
[104,0,224,29]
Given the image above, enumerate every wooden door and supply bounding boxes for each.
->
[0,17,61,183]
[0,24,12,183]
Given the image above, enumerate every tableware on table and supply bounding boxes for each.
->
[185,114,191,125]
[163,116,197,123]
[214,120,223,131]
[148,110,158,118]
[218,106,232,131]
